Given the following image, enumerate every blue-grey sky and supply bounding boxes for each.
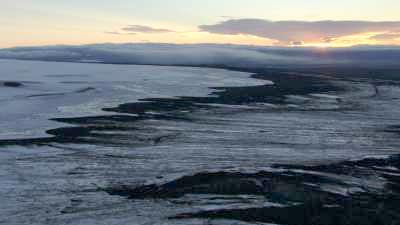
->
[2,0,400,47]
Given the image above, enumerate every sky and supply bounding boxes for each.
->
[1,0,400,48]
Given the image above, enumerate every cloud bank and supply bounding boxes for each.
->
[372,32,400,41]
[0,43,399,68]
[199,19,400,45]
[105,31,137,35]
[122,25,175,33]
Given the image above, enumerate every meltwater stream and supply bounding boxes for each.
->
[1,60,400,225]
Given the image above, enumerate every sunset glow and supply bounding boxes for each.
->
[1,0,400,48]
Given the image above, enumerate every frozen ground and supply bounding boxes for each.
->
[0,59,268,140]
[1,59,400,225]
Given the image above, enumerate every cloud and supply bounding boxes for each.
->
[1,43,400,68]
[290,41,304,46]
[122,25,175,33]
[104,24,174,36]
[372,32,400,41]
[199,19,400,44]
[105,31,137,35]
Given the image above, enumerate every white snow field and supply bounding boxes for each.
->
[0,59,268,140]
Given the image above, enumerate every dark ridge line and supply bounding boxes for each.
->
[272,154,400,176]
[28,93,66,98]
[100,154,400,225]
[27,87,96,98]
[75,87,96,93]
[170,194,400,225]
[105,155,400,200]
[1,81,24,87]
[105,169,346,199]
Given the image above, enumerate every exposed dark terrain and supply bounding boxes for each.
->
[1,59,400,225]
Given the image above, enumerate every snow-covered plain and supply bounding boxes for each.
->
[1,59,400,224]
[0,60,273,225]
[0,59,268,140]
